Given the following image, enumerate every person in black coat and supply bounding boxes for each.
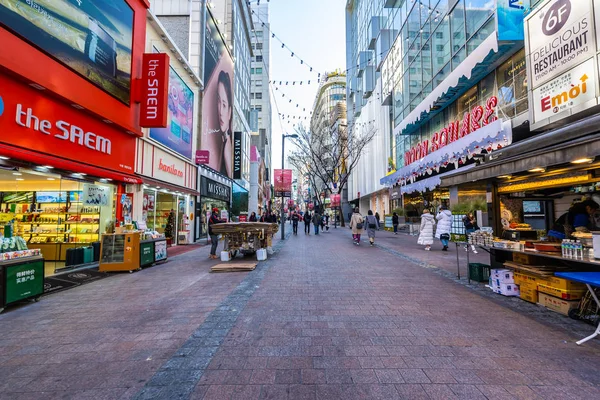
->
[304,212,312,235]
[392,212,399,235]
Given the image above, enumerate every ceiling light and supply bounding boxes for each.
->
[12,172,22,176]
[16,178,24,181]
[0,156,9,160]
[104,178,112,181]
[78,173,87,175]
[571,157,593,164]
[47,178,55,181]
[43,165,54,169]
[528,167,545,173]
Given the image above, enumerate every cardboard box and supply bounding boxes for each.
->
[537,283,587,301]
[494,283,520,296]
[513,252,544,265]
[491,269,514,284]
[513,272,549,287]
[543,276,586,291]
[538,292,580,316]
[519,285,538,303]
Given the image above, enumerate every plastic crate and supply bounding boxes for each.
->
[469,263,491,282]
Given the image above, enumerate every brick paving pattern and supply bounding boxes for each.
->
[1,226,600,399]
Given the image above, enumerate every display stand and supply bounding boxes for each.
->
[0,255,45,312]
[98,233,140,273]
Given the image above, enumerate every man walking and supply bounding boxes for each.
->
[292,211,299,235]
[208,207,223,259]
[392,212,399,235]
[304,212,312,235]
[313,210,321,235]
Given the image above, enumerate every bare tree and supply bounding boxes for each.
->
[288,122,376,227]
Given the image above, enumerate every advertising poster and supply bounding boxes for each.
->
[83,184,110,206]
[532,58,597,123]
[0,0,134,104]
[274,169,292,197]
[202,8,234,178]
[526,0,595,89]
[154,239,167,261]
[149,66,194,159]
[497,0,530,41]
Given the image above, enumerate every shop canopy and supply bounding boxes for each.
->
[381,119,512,187]
[394,31,516,138]
[440,113,600,188]
[397,166,476,195]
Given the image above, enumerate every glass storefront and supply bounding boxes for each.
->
[196,176,231,240]
[142,188,190,245]
[0,167,116,277]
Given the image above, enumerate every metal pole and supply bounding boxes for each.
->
[281,136,285,240]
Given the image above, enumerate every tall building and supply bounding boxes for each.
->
[347,1,528,221]
[250,2,273,176]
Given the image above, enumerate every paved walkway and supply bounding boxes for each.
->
[1,227,600,399]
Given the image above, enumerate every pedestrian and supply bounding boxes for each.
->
[375,212,380,229]
[350,207,364,245]
[259,212,267,222]
[417,208,435,251]
[392,212,399,235]
[462,212,478,253]
[304,212,312,234]
[313,209,321,235]
[208,207,223,259]
[435,205,452,251]
[249,211,257,222]
[365,210,379,246]
[292,211,299,235]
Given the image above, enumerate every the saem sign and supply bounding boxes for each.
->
[404,96,498,166]
[139,53,169,127]
[0,72,136,173]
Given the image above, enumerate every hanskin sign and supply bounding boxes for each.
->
[526,0,595,89]
[532,58,597,123]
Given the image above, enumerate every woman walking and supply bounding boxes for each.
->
[350,207,364,245]
[365,210,379,246]
[435,205,452,251]
[417,209,435,251]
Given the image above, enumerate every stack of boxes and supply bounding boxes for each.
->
[489,269,520,296]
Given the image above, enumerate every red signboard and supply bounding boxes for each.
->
[274,169,293,196]
[404,96,498,166]
[0,72,136,175]
[195,150,210,165]
[139,53,170,127]
[239,215,248,222]
[331,194,341,208]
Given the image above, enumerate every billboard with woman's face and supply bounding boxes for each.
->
[0,0,134,105]
[202,8,234,178]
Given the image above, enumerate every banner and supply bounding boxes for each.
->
[140,53,169,128]
[201,8,235,177]
[274,169,292,197]
[331,194,341,208]
[195,150,210,165]
[0,0,134,104]
[83,184,111,206]
[233,131,242,179]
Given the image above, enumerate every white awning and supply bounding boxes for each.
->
[393,32,499,137]
[400,168,474,195]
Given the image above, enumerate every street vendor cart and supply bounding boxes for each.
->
[210,222,278,259]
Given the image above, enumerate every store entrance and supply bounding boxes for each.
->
[143,188,190,245]
[0,167,116,276]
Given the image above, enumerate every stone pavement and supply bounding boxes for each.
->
[1,227,600,399]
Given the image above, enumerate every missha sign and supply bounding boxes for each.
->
[526,0,595,89]
[0,72,136,174]
[404,96,498,166]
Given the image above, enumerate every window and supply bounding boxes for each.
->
[255,67,263,74]
[255,80,263,86]
[250,93,255,99]
[256,55,263,62]
[255,92,263,99]
[252,106,262,112]
[330,94,344,101]
[251,43,255,50]
[465,0,493,38]
[450,0,465,54]
[256,43,263,50]
[251,68,255,74]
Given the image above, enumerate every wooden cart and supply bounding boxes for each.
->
[210,223,278,259]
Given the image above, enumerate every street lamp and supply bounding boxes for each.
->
[281,133,298,240]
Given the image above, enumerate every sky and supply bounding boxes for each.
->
[264,0,347,177]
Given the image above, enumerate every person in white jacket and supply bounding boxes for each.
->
[435,206,453,251]
[417,209,435,251]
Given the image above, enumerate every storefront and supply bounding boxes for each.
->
[135,140,198,245]
[196,171,232,241]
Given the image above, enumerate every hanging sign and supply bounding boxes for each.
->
[233,131,242,180]
[274,169,292,197]
[82,184,110,206]
[139,53,170,127]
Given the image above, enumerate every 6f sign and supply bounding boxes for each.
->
[542,0,571,35]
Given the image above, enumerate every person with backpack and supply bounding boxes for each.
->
[435,205,452,251]
[208,207,224,259]
[392,212,399,234]
[291,211,300,235]
[304,212,312,235]
[365,210,379,246]
[312,210,321,235]
[350,207,364,245]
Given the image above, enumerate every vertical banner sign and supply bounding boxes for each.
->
[331,194,341,207]
[233,131,242,179]
[497,0,530,41]
[139,53,170,127]
[274,169,293,197]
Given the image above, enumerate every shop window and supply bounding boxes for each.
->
[496,48,528,118]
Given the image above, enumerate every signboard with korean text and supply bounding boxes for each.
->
[140,241,155,266]
[525,0,595,89]
[5,259,44,304]
[532,58,597,123]
[274,169,292,197]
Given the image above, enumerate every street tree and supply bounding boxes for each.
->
[288,122,376,226]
